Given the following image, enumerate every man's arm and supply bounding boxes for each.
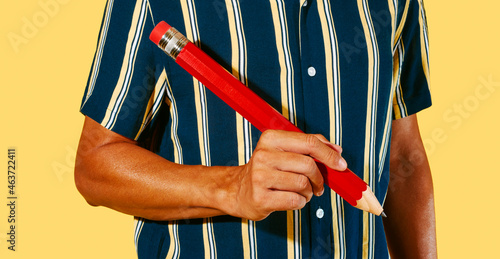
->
[384,114,437,258]
[74,116,346,221]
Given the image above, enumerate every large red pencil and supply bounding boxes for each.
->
[150,21,384,216]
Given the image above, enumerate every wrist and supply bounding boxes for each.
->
[209,165,243,217]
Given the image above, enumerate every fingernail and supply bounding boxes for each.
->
[317,188,325,196]
[339,157,347,170]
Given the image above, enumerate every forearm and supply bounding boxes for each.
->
[383,115,437,258]
[384,153,437,258]
[75,116,345,222]
[75,135,238,221]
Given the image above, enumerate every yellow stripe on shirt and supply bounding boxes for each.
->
[101,0,147,130]
[317,0,343,257]
[388,0,396,50]
[393,42,407,119]
[181,0,208,167]
[418,0,431,87]
[181,2,216,258]
[269,0,290,120]
[133,68,167,140]
[225,1,255,258]
[393,0,410,49]
[225,0,246,169]
[357,0,380,257]
[164,70,184,165]
[270,1,302,258]
[82,0,115,108]
[166,221,179,259]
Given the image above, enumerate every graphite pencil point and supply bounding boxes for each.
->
[380,211,387,218]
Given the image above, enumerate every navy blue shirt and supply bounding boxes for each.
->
[81,0,432,258]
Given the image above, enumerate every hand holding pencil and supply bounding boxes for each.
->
[150,21,385,217]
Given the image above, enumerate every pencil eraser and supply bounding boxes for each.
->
[150,21,171,45]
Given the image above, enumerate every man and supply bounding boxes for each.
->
[75,0,436,258]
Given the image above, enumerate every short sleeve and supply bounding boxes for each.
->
[393,0,432,119]
[80,0,166,140]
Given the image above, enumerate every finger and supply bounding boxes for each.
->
[271,152,324,196]
[260,130,347,171]
[263,190,307,212]
[265,170,314,201]
[254,147,324,196]
[313,134,343,154]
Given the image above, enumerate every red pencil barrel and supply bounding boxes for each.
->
[177,43,300,133]
[176,43,368,206]
[150,22,373,210]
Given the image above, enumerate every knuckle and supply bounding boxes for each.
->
[324,148,339,164]
[252,191,263,204]
[252,197,272,220]
[290,195,306,209]
[250,192,267,211]
[305,134,320,150]
[251,149,268,164]
[302,156,318,173]
[305,192,313,202]
[260,130,277,142]
[296,174,310,190]
[313,134,327,143]
[251,170,266,185]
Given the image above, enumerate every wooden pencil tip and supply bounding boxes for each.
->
[380,211,387,218]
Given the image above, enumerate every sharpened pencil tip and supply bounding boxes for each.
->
[380,211,387,218]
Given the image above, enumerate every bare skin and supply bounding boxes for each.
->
[74,116,346,221]
[75,114,437,257]
[384,114,437,258]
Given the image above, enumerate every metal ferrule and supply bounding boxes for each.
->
[158,27,188,60]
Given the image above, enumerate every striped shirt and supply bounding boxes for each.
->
[80,0,432,258]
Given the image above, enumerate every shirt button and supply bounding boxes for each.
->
[303,1,308,7]
[307,66,316,77]
[316,208,324,219]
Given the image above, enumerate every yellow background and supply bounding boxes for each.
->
[1,0,499,258]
